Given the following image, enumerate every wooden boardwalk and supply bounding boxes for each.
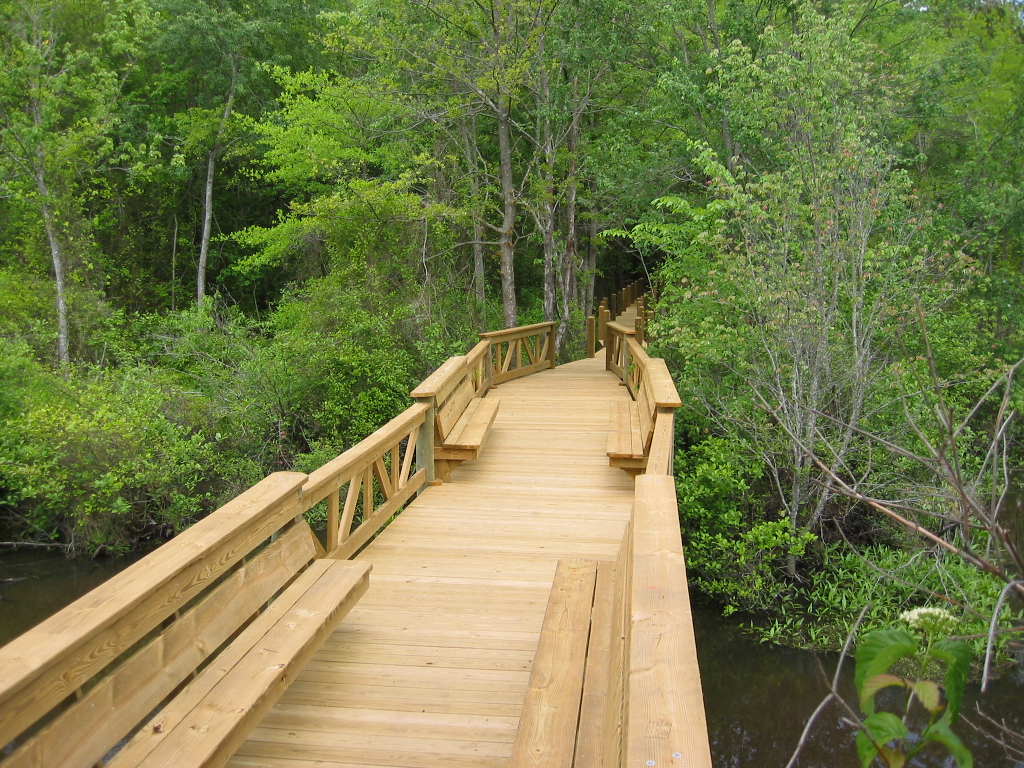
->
[0,284,710,768]
[231,357,635,768]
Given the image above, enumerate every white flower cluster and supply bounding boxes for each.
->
[900,606,958,636]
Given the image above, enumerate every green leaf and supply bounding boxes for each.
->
[929,639,970,724]
[909,680,941,713]
[855,630,918,714]
[856,731,880,768]
[861,673,906,704]
[878,746,907,768]
[857,713,908,768]
[921,723,973,768]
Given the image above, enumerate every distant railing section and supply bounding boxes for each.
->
[587,278,652,358]
[480,321,556,384]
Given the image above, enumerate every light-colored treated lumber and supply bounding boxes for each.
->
[493,357,550,385]
[109,558,371,768]
[646,409,675,476]
[509,559,597,768]
[603,513,633,768]
[444,397,500,451]
[479,321,555,340]
[437,377,476,439]
[5,521,317,768]
[627,476,711,768]
[573,559,615,768]
[411,356,468,399]
[606,401,633,459]
[645,359,682,409]
[329,468,426,560]
[0,471,307,749]
[302,403,428,505]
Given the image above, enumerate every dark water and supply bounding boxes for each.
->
[2,552,1023,766]
[694,602,1024,767]
[0,549,143,646]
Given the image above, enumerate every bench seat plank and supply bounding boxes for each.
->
[606,401,643,460]
[509,559,598,768]
[573,559,615,768]
[444,397,500,452]
[109,558,371,768]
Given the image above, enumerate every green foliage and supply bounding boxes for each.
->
[855,613,973,767]
[0,351,212,554]
[753,544,1022,664]
[675,436,814,614]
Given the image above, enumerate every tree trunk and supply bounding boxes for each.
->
[35,168,69,366]
[196,59,237,307]
[196,149,216,306]
[459,118,487,325]
[29,85,69,367]
[556,91,580,354]
[496,100,518,328]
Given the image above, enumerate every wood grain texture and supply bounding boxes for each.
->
[573,559,615,768]
[5,521,317,768]
[0,471,307,748]
[108,559,371,768]
[234,357,637,768]
[627,476,711,768]
[508,559,597,768]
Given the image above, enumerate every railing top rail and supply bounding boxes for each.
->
[410,356,467,399]
[465,339,491,367]
[645,359,682,409]
[605,320,635,336]
[302,402,429,505]
[625,336,650,364]
[479,321,554,340]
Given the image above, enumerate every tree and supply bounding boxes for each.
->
[646,6,972,573]
[0,0,127,364]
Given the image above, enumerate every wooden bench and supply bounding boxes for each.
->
[412,344,500,482]
[606,339,681,475]
[509,558,614,768]
[0,473,370,768]
[509,477,712,768]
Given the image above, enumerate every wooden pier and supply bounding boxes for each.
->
[0,283,712,768]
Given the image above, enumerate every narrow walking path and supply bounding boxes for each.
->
[230,357,636,768]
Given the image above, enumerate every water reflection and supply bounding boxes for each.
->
[693,601,1024,767]
[0,550,142,646]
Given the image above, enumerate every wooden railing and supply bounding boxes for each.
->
[588,278,649,357]
[304,403,428,557]
[480,321,556,384]
[0,472,355,768]
[606,349,711,767]
[604,320,634,378]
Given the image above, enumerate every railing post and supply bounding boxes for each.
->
[327,488,340,551]
[586,316,595,358]
[547,324,556,369]
[598,306,608,347]
[610,293,618,320]
[635,312,644,346]
[414,398,436,487]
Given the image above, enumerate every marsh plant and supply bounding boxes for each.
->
[853,607,972,767]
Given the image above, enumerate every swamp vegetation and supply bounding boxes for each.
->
[1,0,1024,761]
